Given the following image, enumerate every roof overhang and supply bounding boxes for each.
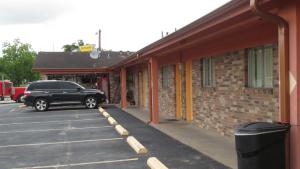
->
[32,68,111,74]
[111,0,283,69]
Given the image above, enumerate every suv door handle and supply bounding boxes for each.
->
[63,91,68,94]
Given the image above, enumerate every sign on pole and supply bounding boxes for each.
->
[79,44,94,52]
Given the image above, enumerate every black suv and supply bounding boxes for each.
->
[24,80,106,111]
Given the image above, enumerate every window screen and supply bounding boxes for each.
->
[247,45,273,88]
[202,57,214,87]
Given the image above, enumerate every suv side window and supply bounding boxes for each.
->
[48,82,60,89]
[27,83,37,91]
[27,82,60,90]
[60,82,79,89]
[35,83,52,90]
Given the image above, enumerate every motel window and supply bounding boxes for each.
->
[202,57,214,87]
[162,66,170,88]
[247,45,273,88]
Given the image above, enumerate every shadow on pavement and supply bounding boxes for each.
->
[104,105,231,169]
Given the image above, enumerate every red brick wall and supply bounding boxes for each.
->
[192,47,279,136]
[119,45,279,136]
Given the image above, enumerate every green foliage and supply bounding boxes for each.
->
[0,39,40,86]
[62,43,79,52]
[62,39,85,52]
[77,40,84,46]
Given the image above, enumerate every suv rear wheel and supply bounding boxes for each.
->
[85,96,98,109]
[34,98,49,111]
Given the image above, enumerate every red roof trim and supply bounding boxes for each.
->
[111,0,276,69]
[32,68,111,73]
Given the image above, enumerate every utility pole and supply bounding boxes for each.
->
[98,29,101,51]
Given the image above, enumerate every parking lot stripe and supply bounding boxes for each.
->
[0,126,113,134]
[0,138,123,148]
[12,158,139,169]
[0,118,105,126]
[0,112,96,120]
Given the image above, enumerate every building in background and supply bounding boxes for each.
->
[33,51,133,102]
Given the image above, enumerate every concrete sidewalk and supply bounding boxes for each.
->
[0,100,15,104]
[124,106,237,169]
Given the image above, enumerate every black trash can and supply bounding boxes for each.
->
[235,122,290,169]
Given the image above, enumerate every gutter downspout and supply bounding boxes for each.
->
[250,0,290,169]
[250,0,290,122]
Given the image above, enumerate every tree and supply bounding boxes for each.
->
[62,39,85,52]
[0,39,40,86]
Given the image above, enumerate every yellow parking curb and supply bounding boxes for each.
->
[115,125,129,136]
[108,117,118,126]
[99,107,104,113]
[103,111,111,118]
[147,157,168,169]
[127,136,148,154]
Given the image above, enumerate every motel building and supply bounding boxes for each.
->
[34,0,300,168]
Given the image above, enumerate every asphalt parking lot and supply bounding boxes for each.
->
[0,104,229,169]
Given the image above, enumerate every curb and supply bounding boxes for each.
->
[103,111,111,118]
[127,136,148,154]
[108,117,118,125]
[147,157,168,169]
[115,125,129,136]
[99,107,104,113]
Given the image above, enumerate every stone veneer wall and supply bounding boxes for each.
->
[109,72,120,104]
[126,71,135,105]
[142,68,150,111]
[158,65,176,119]
[125,69,149,110]
[133,71,139,106]
[192,47,279,136]
[180,63,187,120]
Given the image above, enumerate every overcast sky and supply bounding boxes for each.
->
[0,0,230,55]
